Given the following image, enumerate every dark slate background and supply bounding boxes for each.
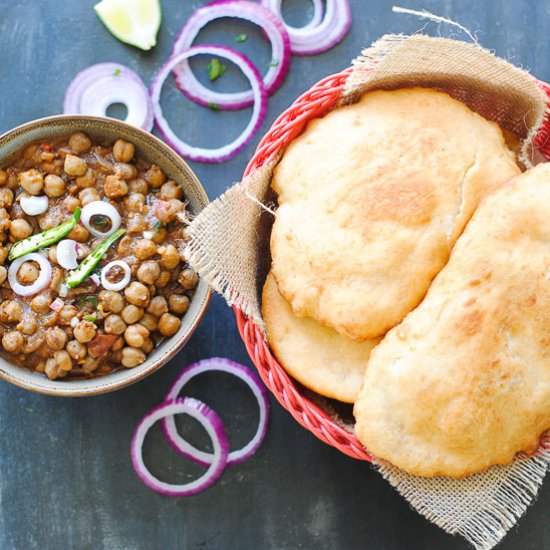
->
[0,1,548,548]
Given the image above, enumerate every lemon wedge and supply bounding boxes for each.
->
[94,0,161,51]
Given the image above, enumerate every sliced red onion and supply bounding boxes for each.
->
[162,358,270,466]
[64,63,154,132]
[50,298,64,312]
[151,45,267,162]
[262,0,323,31]
[59,283,69,298]
[90,273,101,286]
[101,260,131,291]
[261,0,351,55]
[172,0,290,110]
[20,194,49,216]
[8,253,52,297]
[143,231,154,240]
[81,201,121,238]
[131,398,229,497]
[56,239,79,270]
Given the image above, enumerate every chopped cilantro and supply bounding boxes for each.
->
[153,220,164,233]
[235,34,248,43]
[75,295,99,309]
[207,58,228,82]
[208,102,220,111]
[268,59,279,67]
[113,68,122,76]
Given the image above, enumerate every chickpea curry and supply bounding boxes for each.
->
[0,132,198,380]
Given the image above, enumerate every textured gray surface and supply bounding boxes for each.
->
[0,0,548,549]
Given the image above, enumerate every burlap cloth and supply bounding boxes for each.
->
[185,35,550,549]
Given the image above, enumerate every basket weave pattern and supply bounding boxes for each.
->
[235,70,550,461]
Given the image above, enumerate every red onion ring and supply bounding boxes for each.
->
[101,260,131,291]
[131,398,229,497]
[151,45,267,163]
[172,0,290,110]
[261,0,351,55]
[81,201,122,238]
[64,63,154,132]
[8,253,52,297]
[162,358,270,467]
[262,0,323,32]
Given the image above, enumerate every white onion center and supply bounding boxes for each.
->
[8,253,52,297]
[81,201,121,237]
[101,260,131,291]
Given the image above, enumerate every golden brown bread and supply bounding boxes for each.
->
[270,88,521,341]
[262,272,379,403]
[354,163,550,477]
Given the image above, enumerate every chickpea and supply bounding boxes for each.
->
[67,339,87,361]
[127,213,147,234]
[179,267,199,290]
[45,326,67,350]
[135,239,157,260]
[129,178,148,194]
[125,193,145,213]
[54,350,73,372]
[45,358,67,380]
[0,169,7,186]
[151,226,167,244]
[169,294,190,315]
[158,244,180,269]
[141,337,154,354]
[156,271,171,289]
[104,314,127,335]
[104,174,128,199]
[63,195,81,213]
[139,313,158,332]
[112,336,124,351]
[113,139,135,163]
[58,305,78,326]
[156,199,184,223]
[50,267,63,292]
[43,310,59,328]
[73,320,97,343]
[0,188,14,208]
[121,346,146,368]
[30,293,51,313]
[68,132,92,154]
[17,313,38,335]
[24,333,45,354]
[0,209,10,232]
[137,261,160,285]
[0,266,7,285]
[2,331,24,353]
[42,160,63,176]
[98,290,125,314]
[9,218,33,241]
[115,163,137,181]
[78,187,100,206]
[67,224,89,243]
[124,324,149,347]
[147,296,168,317]
[145,164,166,188]
[114,235,132,256]
[19,169,43,195]
[64,154,88,177]
[82,356,99,373]
[159,181,183,201]
[43,174,65,197]
[48,245,58,264]
[75,243,91,259]
[121,304,143,325]
[158,313,181,337]
[75,168,95,188]
[38,209,64,230]
[124,281,150,307]
[0,300,23,323]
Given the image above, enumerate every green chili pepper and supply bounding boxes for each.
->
[65,228,126,288]
[83,314,97,323]
[9,207,82,261]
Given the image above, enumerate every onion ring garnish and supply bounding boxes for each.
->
[20,194,49,216]
[81,201,121,237]
[56,239,79,270]
[162,358,270,466]
[171,0,290,110]
[8,253,52,297]
[261,0,351,55]
[151,45,267,162]
[64,63,154,131]
[131,398,229,497]
[101,260,131,291]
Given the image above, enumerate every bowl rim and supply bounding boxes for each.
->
[0,114,212,397]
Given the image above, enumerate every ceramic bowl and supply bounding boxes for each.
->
[0,115,211,396]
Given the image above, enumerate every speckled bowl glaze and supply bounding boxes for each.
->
[0,115,211,396]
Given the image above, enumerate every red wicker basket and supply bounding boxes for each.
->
[235,68,550,461]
